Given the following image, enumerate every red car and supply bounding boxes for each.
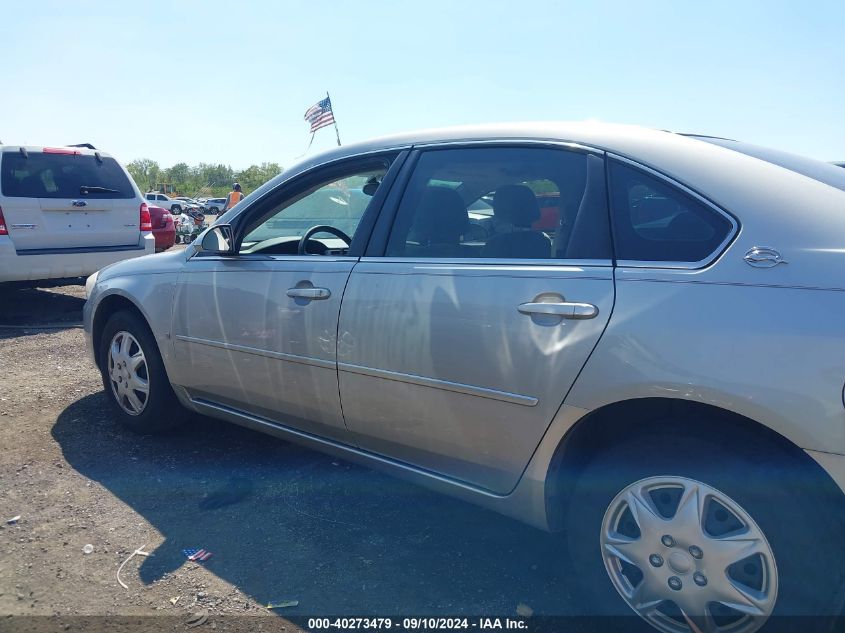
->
[148,205,175,252]
[532,192,561,230]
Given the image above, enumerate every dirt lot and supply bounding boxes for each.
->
[0,283,597,633]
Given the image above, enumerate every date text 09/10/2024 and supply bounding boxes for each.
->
[306,618,528,630]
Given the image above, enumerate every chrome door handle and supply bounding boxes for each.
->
[518,301,598,319]
[287,287,331,300]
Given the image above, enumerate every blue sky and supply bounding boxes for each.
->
[2,0,843,169]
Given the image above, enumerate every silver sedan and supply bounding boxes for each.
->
[84,123,845,632]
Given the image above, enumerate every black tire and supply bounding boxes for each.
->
[564,424,845,632]
[99,309,186,433]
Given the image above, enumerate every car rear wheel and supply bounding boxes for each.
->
[564,427,845,633]
[99,309,186,433]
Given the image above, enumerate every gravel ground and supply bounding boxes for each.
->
[0,282,601,633]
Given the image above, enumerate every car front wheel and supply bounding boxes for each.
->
[99,309,186,433]
[564,427,845,633]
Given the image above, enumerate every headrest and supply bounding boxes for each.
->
[411,187,468,245]
[493,185,540,227]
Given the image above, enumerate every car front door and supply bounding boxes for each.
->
[170,152,406,442]
[337,145,615,493]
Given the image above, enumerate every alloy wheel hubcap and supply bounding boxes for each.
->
[600,476,777,633]
[107,331,149,416]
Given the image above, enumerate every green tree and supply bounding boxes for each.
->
[164,162,191,188]
[127,159,281,198]
[126,158,160,191]
[234,162,283,193]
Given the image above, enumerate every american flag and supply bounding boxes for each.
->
[304,97,336,133]
[183,548,213,562]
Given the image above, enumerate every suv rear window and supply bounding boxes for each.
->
[1,152,135,199]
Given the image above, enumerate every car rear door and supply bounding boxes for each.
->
[0,147,139,251]
[337,144,615,494]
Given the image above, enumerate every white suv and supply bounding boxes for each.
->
[0,144,155,285]
[145,192,187,213]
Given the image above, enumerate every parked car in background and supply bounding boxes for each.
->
[147,205,175,252]
[0,144,154,285]
[203,197,226,214]
[145,192,186,213]
[174,197,202,211]
[85,123,845,633]
[532,192,561,230]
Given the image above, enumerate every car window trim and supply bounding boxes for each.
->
[363,140,613,264]
[358,256,613,268]
[606,153,740,270]
[363,150,421,257]
[191,149,409,260]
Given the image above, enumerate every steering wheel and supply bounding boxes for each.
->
[297,225,353,255]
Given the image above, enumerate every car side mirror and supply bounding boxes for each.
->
[196,224,235,255]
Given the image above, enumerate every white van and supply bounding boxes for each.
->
[0,144,155,285]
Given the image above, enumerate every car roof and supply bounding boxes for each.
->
[293,122,840,181]
[288,121,681,171]
[688,135,845,193]
[283,121,826,185]
[224,121,845,237]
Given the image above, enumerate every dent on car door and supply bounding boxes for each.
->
[337,146,615,494]
[170,153,403,442]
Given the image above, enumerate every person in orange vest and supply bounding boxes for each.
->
[222,182,244,213]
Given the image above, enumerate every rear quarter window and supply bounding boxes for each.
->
[609,160,735,264]
[1,152,135,199]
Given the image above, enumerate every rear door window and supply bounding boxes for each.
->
[384,147,612,261]
[608,160,735,264]
[1,152,134,199]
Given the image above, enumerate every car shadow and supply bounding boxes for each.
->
[0,285,85,339]
[52,393,593,621]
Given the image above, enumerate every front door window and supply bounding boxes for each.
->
[240,165,388,256]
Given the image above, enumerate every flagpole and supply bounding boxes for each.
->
[328,91,341,146]
[294,132,316,159]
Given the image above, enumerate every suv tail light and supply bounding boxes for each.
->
[161,213,172,228]
[140,203,152,232]
[0,206,7,235]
